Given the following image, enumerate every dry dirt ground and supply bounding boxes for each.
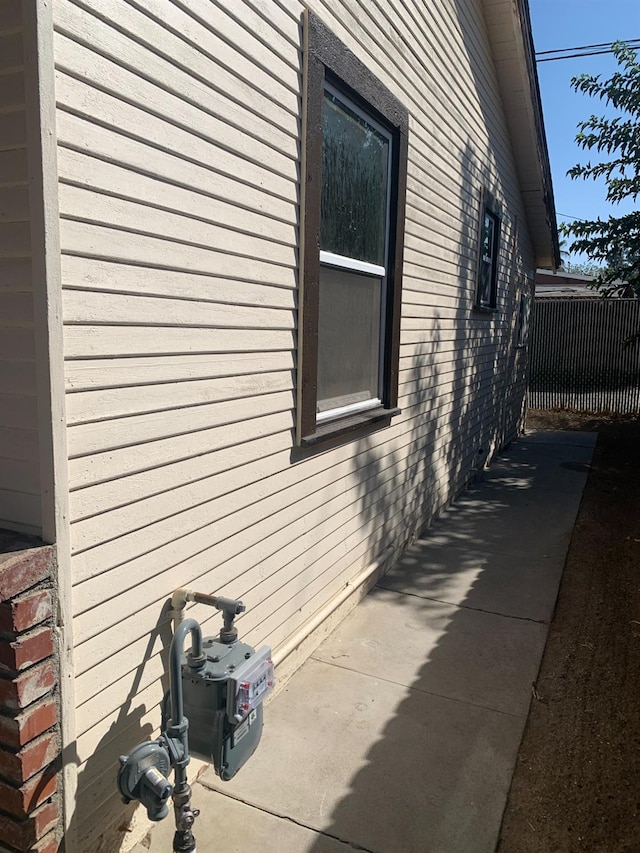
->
[498,410,640,853]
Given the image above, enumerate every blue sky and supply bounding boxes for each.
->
[529,0,640,261]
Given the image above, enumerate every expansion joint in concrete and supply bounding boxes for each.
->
[196,782,381,853]
[376,585,550,624]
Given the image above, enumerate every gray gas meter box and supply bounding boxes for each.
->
[171,640,274,780]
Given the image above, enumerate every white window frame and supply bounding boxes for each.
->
[317,84,393,422]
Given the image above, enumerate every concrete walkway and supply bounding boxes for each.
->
[135,430,596,853]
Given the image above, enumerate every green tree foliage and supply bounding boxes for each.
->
[562,42,640,297]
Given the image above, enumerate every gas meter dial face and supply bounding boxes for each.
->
[227,645,275,723]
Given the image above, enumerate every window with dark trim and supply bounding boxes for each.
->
[475,193,501,311]
[297,10,408,447]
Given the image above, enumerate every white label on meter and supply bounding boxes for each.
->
[233,717,250,744]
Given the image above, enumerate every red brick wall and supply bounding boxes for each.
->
[0,534,61,853]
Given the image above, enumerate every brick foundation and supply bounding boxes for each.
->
[0,532,61,853]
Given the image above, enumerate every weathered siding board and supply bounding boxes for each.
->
[68,411,293,490]
[60,222,297,287]
[67,430,293,526]
[59,256,297,305]
[60,187,297,266]
[64,352,295,391]
[56,118,296,223]
[54,88,296,208]
[58,153,297,244]
[54,4,299,151]
[64,325,295,359]
[80,0,300,123]
[0,2,40,534]
[67,390,294,456]
[52,51,297,180]
[62,289,295,331]
[52,0,536,846]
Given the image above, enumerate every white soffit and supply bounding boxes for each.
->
[482,0,560,268]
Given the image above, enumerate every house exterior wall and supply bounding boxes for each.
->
[49,0,535,848]
[0,1,41,535]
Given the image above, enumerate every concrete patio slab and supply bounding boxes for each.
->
[378,542,564,622]
[419,484,584,562]
[130,783,353,853]
[471,466,591,497]
[313,586,548,715]
[200,658,525,853]
[522,430,597,448]
[474,443,594,495]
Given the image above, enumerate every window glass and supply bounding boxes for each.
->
[321,91,389,266]
[478,208,498,307]
[317,266,382,413]
[479,259,493,306]
[482,212,495,262]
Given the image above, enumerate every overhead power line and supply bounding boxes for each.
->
[536,39,638,57]
[536,38,640,63]
[557,212,588,222]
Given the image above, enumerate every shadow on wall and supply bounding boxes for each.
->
[65,603,174,853]
[349,134,525,584]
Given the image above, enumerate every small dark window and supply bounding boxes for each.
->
[476,195,501,311]
[297,11,408,446]
[517,280,532,347]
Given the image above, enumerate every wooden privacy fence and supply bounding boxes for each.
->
[528,298,640,413]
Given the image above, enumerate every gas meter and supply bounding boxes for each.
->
[117,593,275,853]
[170,632,274,780]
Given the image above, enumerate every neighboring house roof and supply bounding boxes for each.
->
[535,270,596,296]
[536,288,595,298]
[482,0,560,269]
[535,269,634,298]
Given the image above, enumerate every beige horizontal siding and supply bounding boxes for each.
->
[54,81,295,203]
[62,289,295,331]
[66,377,293,444]
[70,381,506,663]
[0,1,40,534]
[60,220,297,286]
[64,351,295,391]
[54,0,537,847]
[64,326,294,360]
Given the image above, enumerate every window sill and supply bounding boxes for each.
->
[300,405,401,448]
[472,303,498,315]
